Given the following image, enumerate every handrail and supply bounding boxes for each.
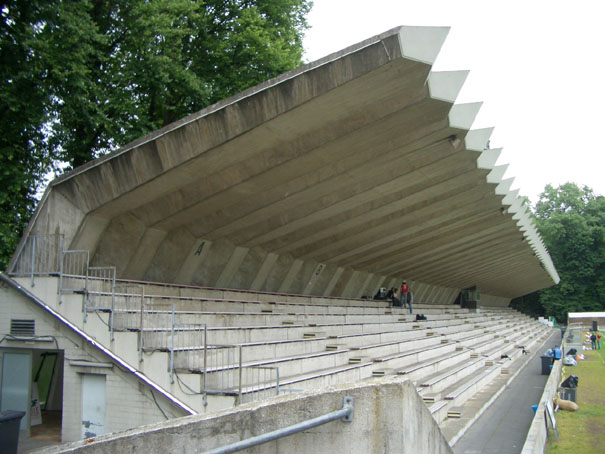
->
[202,396,354,454]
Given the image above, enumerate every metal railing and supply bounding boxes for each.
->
[110,284,145,356]
[84,266,116,322]
[58,249,89,303]
[201,345,280,404]
[240,366,280,404]
[9,234,64,285]
[202,396,354,454]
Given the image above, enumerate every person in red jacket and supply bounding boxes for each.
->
[400,281,409,308]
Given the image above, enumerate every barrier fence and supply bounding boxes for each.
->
[9,234,63,285]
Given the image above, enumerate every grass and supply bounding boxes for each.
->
[546,332,605,453]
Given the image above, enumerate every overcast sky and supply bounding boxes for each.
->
[303,0,605,204]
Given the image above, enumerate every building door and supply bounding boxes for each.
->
[0,351,32,431]
[81,374,106,439]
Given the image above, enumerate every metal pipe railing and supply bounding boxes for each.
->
[170,304,175,383]
[202,396,354,454]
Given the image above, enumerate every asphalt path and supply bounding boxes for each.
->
[453,330,560,454]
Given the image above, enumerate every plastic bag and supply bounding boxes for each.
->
[561,375,579,388]
[562,356,577,366]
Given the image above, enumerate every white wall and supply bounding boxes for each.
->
[0,280,187,442]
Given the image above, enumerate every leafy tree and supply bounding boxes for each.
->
[0,0,312,269]
[512,183,605,322]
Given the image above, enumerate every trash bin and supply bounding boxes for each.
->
[0,410,26,454]
[540,355,553,375]
[561,387,577,402]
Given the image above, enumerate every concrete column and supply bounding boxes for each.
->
[278,259,304,293]
[250,253,278,291]
[324,267,344,296]
[304,263,326,295]
[175,239,213,284]
[341,270,361,298]
[357,273,375,298]
[123,228,167,280]
[70,215,110,259]
[216,246,249,288]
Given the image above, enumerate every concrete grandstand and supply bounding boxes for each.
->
[0,26,559,453]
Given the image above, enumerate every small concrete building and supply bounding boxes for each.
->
[567,312,605,330]
[0,274,191,441]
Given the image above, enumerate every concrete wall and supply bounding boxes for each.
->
[0,279,188,442]
[41,378,453,454]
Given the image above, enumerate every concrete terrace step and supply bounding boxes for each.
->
[139,314,508,351]
[95,277,465,310]
[182,325,514,391]
[91,288,471,317]
[169,316,516,369]
[430,325,554,426]
[197,318,552,404]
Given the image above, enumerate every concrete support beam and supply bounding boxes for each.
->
[278,259,304,294]
[216,246,249,288]
[324,267,345,296]
[250,253,278,291]
[175,240,213,285]
[123,228,168,280]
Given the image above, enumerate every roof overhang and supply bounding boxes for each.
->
[12,26,559,301]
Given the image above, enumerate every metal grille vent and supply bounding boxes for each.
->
[10,319,35,336]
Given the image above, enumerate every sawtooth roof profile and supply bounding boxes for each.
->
[13,26,559,303]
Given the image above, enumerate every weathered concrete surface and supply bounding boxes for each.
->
[39,378,453,454]
[10,26,558,303]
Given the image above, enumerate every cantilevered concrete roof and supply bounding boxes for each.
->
[13,26,559,303]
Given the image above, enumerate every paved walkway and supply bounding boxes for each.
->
[449,330,560,454]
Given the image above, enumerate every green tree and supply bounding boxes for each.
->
[512,183,605,322]
[0,0,312,269]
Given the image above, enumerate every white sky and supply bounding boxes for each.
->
[303,0,605,204]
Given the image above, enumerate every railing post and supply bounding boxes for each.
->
[58,250,64,303]
[109,268,116,341]
[203,325,208,407]
[139,291,145,362]
[110,285,115,341]
[275,368,280,396]
[170,304,175,384]
[83,251,90,323]
[238,345,243,405]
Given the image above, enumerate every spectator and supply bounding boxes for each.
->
[590,333,597,349]
[400,281,409,308]
[386,287,399,307]
[597,332,602,350]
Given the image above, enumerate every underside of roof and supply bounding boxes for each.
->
[13,26,559,302]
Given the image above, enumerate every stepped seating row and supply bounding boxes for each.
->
[139,312,499,346]
[82,278,550,419]
[428,326,550,424]
[176,313,539,398]
[88,278,466,312]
